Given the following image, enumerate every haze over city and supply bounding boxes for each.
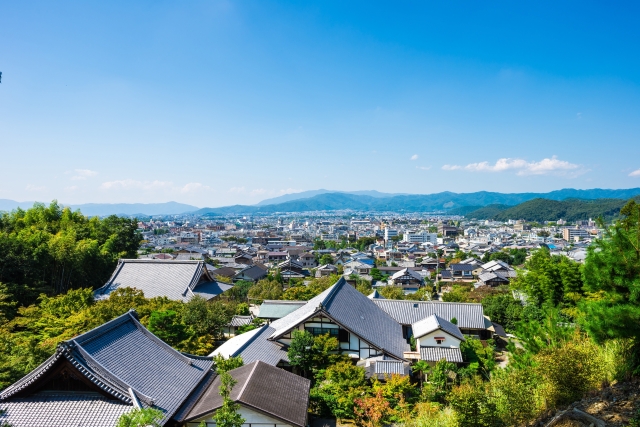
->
[2,1,640,207]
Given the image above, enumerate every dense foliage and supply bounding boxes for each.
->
[0,287,234,389]
[0,202,141,307]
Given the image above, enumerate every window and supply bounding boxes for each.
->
[434,337,445,345]
[305,327,339,338]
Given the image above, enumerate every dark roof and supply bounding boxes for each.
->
[492,322,507,337]
[192,281,234,300]
[184,361,310,427]
[94,259,216,302]
[0,311,213,426]
[450,263,475,271]
[269,278,409,360]
[372,300,487,330]
[228,315,254,327]
[235,264,268,280]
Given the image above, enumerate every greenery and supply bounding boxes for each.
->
[116,407,164,427]
[0,287,234,388]
[487,197,637,222]
[214,370,245,427]
[0,201,141,307]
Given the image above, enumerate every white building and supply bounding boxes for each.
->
[403,230,437,244]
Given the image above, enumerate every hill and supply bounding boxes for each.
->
[459,204,511,219]
[255,189,403,206]
[490,198,633,222]
[198,188,640,215]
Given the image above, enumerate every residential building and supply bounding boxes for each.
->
[403,231,437,244]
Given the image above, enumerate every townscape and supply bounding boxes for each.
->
[1,198,639,426]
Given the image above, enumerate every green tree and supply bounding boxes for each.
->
[214,371,245,427]
[411,360,431,388]
[580,200,640,368]
[213,354,244,373]
[481,293,523,332]
[116,408,164,427]
[148,310,186,346]
[288,330,316,377]
[319,254,334,265]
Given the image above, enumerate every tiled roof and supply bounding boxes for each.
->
[269,278,409,360]
[228,315,254,327]
[374,360,408,375]
[368,290,385,299]
[0,392,131,427]
[449,263,475,271]
[258,300,307,319]
[192,281,234,299]
[0,311,213,426]
[372,300,487,330]
[94,259,221,302]
[184,361,310,427]
[412,314,465,341]
[420,347,463,363]
[211,325,290,366]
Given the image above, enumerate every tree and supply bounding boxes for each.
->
[147,310,186,347]
[411,360,430,388]
[287,330,316,377]
[213,354,244,373]
[213,371,245,427]
[319,254,334,265]
[481,293,523,332]
[247,278,282,301]
[354,388,390,427]
[116,408,164,427]
[379,286,404,300]
[580,200,640,367]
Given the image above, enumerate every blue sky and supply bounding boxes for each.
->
[1,1,640,207]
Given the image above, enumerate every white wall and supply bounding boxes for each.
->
[187,405,294,427]
[415,330,462,349]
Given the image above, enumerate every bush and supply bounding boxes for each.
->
[447,377,503,427]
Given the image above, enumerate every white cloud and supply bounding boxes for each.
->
[279,188,302,195]
[416,166,431,171]
[68,169,98,180]
[228,186,246,193]
[250,188,267,196]
[25,184,46,191]
[442,156,582,176]
[410,154,418,161]
[629,169,640,177]
[180,182,211,193]
[442,164,462,171]
[101,179,173,190]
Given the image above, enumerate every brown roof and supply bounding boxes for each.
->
[184,361,310,427]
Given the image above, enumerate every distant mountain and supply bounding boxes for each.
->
[0,200,199,216]
[256,189,404,206]
[196,188,640,215]
[450,204,511,218]
[0,199,37,211]
[489,198,635,222]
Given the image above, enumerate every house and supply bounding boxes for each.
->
[388,268,425,292]
[315,264,338,277]
[359,357,411,380]
[277,259,309,279]
[0,311,213,427]
[234,264,268,283]
[267,252,288,262]
[180,361,310,427]
[297,252,317,268]
[213,278,410,366]
[412,314,465,365]
[371,299,493,340]
[223,315,255,337]
[94,259,233,302]
[234,252,255,265]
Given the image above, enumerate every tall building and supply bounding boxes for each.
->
[403,231,437,244]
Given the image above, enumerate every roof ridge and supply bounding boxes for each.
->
[321,276,346,308]
[70,311,136,345]
[236,361,260,401]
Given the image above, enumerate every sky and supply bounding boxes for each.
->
[1,1,640,207]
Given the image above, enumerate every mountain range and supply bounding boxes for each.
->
[196,188,640,216]
[2,187,640,217]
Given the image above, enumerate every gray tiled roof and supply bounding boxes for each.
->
[368,289,385,299]
[192,281,233,299]
[412,314,465,341]
[420,347,463,363]
[184,361,310,427]
[372,300,487,330]
[228,315,254,327]
[374,360,408,375]
[0,392,131,427]
[269,278,409,360]
[258,300,307,319]
[0,311,213,426]
[94,259,221,302]
[212,325,290,366]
